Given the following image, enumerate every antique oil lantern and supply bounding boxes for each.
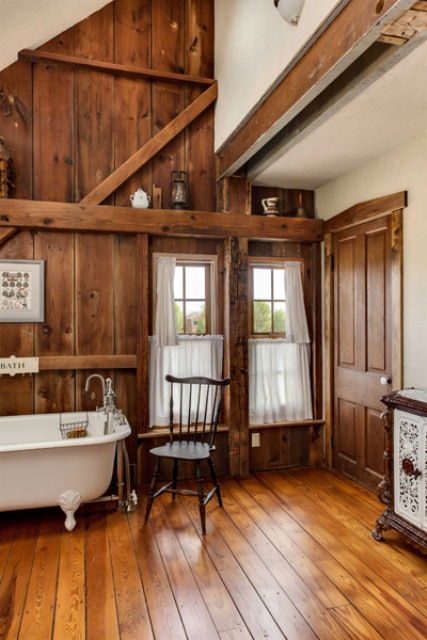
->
[169,170,190,210]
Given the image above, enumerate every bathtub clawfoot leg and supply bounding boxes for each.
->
[59,490,82,531]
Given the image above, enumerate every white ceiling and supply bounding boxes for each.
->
[253,38,427,190]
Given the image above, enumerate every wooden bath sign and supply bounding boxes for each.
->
[0,355,39,376]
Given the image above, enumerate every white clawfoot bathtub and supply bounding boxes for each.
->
[0,411,131,530]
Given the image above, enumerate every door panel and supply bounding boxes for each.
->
[333,216,391,490]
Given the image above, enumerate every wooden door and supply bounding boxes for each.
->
[333,216,393,490]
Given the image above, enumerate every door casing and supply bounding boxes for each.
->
[324,192,405,476]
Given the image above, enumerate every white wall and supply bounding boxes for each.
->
[0,0,111,71]
[214,0,340,150]
[316,131,427,389]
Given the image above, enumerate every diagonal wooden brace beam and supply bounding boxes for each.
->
[80,82,218,206]
[0,226,17,246]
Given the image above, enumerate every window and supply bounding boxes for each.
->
[174,263,210,335]
[150,254,222,427]
[248,259,313,425]
[251,265,287,336]
[153,254,218,336]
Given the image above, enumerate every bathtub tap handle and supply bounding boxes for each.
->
[104,377,116,410]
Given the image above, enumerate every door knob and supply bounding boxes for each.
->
[380,376,392,385]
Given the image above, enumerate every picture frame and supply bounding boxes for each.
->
[0,259,45,322]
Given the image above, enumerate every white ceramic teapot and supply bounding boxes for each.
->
[130,188,151,209]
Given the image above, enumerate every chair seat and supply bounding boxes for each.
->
[149,441,213,461]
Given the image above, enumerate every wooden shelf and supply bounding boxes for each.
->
[0,199,324,242]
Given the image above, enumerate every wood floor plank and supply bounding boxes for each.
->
[52,518,86,640]
[156,487,252,638]
[329,604,386,640]
[257,470,427,640]
[219,479,351,640]
[1,469,426,640]
[178,490,287,640]
[18,510,63,640]
[285,467,427,593]
[180,484,316,640]
[106,509,154,640]
[0,515,40,640]
[150,497,220,640]
[240,474,423,640]
[128,491,188,640]
[223,477,348,610]
[85,512,120,640]
[0,516,17,581]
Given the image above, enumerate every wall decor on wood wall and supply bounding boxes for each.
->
[0,259,45,322]
[0,137,14,198]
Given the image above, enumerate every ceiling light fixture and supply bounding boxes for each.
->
[274,0,306,25]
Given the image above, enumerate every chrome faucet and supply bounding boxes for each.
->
[84,374,124,432]
[84,373,106,403]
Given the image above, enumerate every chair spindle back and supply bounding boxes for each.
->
[165,375,230,448]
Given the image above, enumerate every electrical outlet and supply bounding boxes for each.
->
[251,432,260,447]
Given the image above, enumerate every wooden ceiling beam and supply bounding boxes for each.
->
[217,0,416,178]
[0,199,324,243]
[80,81,218,205]
[18,49,214,86]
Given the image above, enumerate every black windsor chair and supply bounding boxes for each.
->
[144,374,230,534]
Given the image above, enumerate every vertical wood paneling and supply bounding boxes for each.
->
[185,0,215,211]
[113,0,152,206]
[34,231,75,412]
[0,231,34,415]
[76,233,114,356]
[74,5,114,202]
[0,61,33,199]
[75,233,114,409]
[114,233,137,455]
[33,31,75,202]
[151,0,185,202]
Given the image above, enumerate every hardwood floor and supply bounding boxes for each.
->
[1,467,426,639]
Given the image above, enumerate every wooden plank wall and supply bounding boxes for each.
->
[0,0,215,466]
[0,0,323,475]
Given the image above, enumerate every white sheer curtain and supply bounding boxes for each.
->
[249,261,313,425]
[149,335,224,427]
[156,257,178,347]
[150,255,224,427]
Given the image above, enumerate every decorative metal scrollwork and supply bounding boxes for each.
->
[401,457,422,479]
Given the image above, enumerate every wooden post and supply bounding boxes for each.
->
[136,234,150,434]
[224,237,249,477]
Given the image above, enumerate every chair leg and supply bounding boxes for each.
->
[144,457,161,525]
[172,459,178,500]
[196,461,206,535]
[208,456,222,507]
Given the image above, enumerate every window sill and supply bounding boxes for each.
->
[249,419,324,430]
[138,424,230,440]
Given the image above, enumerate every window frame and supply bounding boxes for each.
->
[152,253,219,336]
[248,257,303,339]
